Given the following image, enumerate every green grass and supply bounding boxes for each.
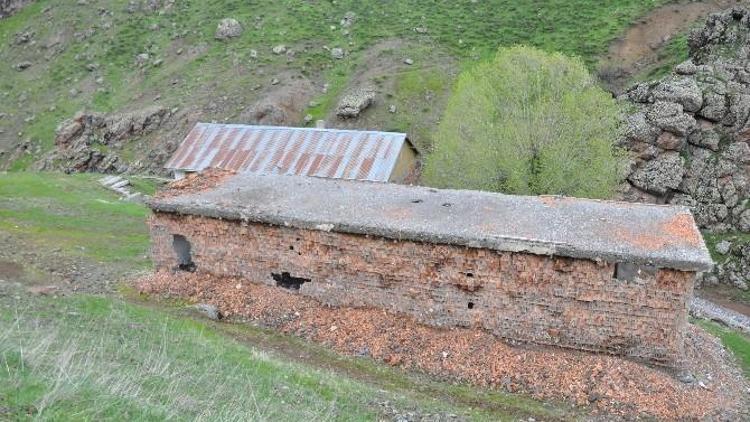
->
[0,172,150,267]
[702,230,750,262]
[1,0,675,169]
[0,293,577,420]
[694,320,750,378]
[636,32,690,82]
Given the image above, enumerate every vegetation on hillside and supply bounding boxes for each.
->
[0,0,674,170]
[423,46,626,198]
[0,172,149,266]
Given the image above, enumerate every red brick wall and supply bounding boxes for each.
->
[149,212,695,366]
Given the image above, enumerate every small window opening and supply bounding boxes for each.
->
[172,234,195,272]
[467,302,475,309]
[614,262,656,281]
[272,272,310,290]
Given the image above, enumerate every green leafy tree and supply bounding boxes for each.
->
[422,46,625,199]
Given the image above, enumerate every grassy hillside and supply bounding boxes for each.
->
[0,172,580,420]
[0,172,150,267]
[0,0,674,170]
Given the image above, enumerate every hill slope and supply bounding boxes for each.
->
[0,0,674,173]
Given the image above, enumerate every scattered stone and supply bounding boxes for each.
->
[135,53,150,67]
[336,89,375,118]
[388,104,396,113]
[270,78,279,85]
[331,47,345,59]
[414,27,428,34]
[715,240,732,255]
[404,58,414,65]
[152,58,163,67]
[14,61,32,71]
[215,18,243,40]
[340,11,356,27]
[194,303,221,320]
[249,49,258,58]
[272,45,287,55]
[304,114,313,123]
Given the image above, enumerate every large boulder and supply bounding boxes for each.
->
[646,101,696,136]
[215,18,243,40]
[651,77,703,112]
[336,89,375,118]
[627,152,685,196]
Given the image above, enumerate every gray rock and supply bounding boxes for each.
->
[716,240,732,255]
[336,89,375,118]
[739,209,750,232]
[625,83,653,103]
[624,112,659,144]
[698,89,727,122]
[652,77,703,112]
[331,47,345,60]
[215,18,243,40]
[646,101,696,136]
[627,152,685,195]
[14,61,31,71]
[340,11,356,27]
[724,93,750,129]
[723,142,750,163]
[675,60,697,75]
[272,45,287,55]
[194,303,221,320]
[687,128,721,151]
[404,58,414,65]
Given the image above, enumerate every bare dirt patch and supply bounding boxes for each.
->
[138,271,750,420]
[600,0,739,92]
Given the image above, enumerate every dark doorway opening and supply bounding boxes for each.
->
[172,234,195,272]
[272,272,310,290]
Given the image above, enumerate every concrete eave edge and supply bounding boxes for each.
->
[146,198,714,273]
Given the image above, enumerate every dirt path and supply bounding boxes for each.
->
[600,0,741,92]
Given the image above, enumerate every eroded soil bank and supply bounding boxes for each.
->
[600,0,740,92]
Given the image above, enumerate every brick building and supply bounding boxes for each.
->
[147,173,713,367]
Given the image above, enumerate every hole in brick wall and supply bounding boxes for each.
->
[468,302,475,309]
[465,272,474,277]
[614,262,657,281]
[272,272,310,290]
[289,245,294,250]
[411,199,423,203]
[172,234,195,272]
[442,202,452,207]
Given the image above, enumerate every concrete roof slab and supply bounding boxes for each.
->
[148,174,714,272]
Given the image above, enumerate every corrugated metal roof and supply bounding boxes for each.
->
[165,123,414,182]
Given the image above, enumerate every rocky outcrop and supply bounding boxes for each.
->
[36,106,175,174]
[620,7,750,288]
[0,0,34,19]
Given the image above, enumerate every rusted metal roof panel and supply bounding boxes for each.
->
[165,123,412,182]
